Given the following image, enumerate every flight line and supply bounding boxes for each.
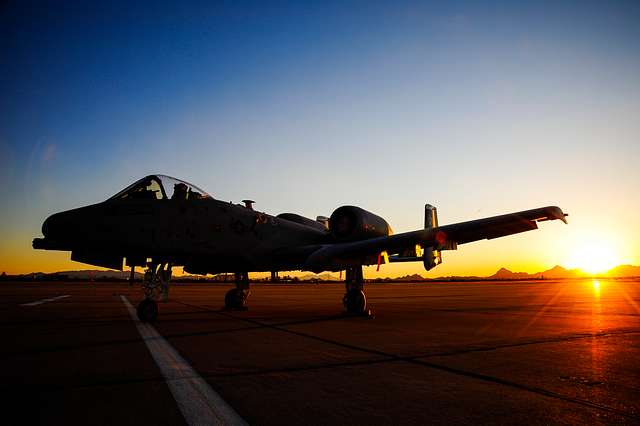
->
[20,294,70,306]
[121,295,247,426]
[2,279,639,424]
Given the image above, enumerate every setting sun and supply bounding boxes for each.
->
[567,242,619,275]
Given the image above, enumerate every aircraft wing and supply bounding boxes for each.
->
[304,206,567,271]
[435,205,567,244]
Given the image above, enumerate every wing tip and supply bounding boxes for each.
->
[550,206,568,224]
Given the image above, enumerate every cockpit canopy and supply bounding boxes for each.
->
[110,175,212,201]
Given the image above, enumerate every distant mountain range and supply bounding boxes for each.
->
[429,264,640,281]
[7,270,144,280]
[2,264,639,282]
[607,264,640,277]
[300,272,341,281]
[0,269,204,281]
[489,265,581,280]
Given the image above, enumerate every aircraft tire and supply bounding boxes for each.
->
[137,299,158,323]
[345,289,367,314]
[225,288,246,310]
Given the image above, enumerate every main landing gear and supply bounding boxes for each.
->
[343,265,372,317]
[225,272,250,310]
[136,262,172,323]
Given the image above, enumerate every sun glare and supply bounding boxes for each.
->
[591,279,601,298]
[568,242,618,275]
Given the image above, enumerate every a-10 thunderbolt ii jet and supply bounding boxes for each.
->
[33,174,568,322]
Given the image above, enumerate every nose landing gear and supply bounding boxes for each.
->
[136,298,158,322]
[136,262,172,322]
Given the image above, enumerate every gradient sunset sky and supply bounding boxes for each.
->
[1,1,639,276]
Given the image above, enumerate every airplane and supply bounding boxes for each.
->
[33,174,568,322]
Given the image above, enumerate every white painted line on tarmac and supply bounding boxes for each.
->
[20,295,70,307]
[120,296,247,426]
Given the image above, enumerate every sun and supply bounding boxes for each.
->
[567,242,619,275]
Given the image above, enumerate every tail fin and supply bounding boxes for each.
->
[424,204,442,271]
[425,204,438,228]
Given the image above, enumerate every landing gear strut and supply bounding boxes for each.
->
[136,262,172,322]
[225,272,250,310]
[343,265,371,316]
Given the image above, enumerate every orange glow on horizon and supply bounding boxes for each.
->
[0,228,636,278]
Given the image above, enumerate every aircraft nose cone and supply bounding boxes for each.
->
[42,214,55,238]
[42,212,67,239]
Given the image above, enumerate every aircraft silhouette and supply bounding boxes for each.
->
[33,174,568,321]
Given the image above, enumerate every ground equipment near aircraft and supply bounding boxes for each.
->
[33,174,568,322]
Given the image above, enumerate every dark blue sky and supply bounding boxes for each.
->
[2,1,639,274]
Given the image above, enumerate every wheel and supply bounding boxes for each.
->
[137,299,158,323]
[225,288,247,310]
[344,289,367,314]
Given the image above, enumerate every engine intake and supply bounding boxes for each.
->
[329,206,391,241]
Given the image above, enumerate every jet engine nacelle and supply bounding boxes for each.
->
[329,206,392,241]
[423,246,442,271]
[423,204,442,271]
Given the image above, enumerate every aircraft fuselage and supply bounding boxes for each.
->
[37,197,332,273]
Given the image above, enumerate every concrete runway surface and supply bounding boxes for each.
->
[1,279,639,425]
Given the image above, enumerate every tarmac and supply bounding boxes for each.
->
[1,278,639,425]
